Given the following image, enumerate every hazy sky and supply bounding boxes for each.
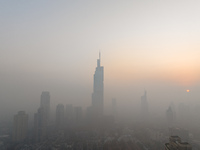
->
[1,1,200,119]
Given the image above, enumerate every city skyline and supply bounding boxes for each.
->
[0,1,200,121]
[1,1,200,149]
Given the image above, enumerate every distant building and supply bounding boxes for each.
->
[170,102,176,121]
[169,127,189,142]
[91,52,104,117]
[33,92,50,142]
[56,104,65,129]
[147,128,165,142]
[166,106,175,127]
[40,91,50,124]
[165,136,192,150]
[34,107,47,142]
[86,106,93,119]
[12,111,28,142]
[73,106,83,123]
[66,104,73,123]
[141,90,148,120]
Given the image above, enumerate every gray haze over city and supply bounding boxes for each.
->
[0,1,200,149]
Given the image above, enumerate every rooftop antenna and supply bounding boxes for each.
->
[97,50,101,67]
[99,50,101,60]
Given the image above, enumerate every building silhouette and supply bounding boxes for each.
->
[73,106,83,123]
[91,52,104,117]
[12,111,28,142]
[56,104,65,129]
[165,136,192,150]
[65,104,73,126]
[166,106,175,127]
[141,90,148,120]
[34,107,47,142]
[40,91,50,124]
[169,127,189,142]
[33,92,50,142]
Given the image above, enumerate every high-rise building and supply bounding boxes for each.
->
[66,104,73,121]
[56,104,65,129]
[166,106,175,127]
[12,111,28,142]
[34,92,50,142]
[141,90,148,119]
[34,107,47,142]
[73,106,83,123]
[91,52,104,117]
[40,91,50,124]
[165,136,192,150]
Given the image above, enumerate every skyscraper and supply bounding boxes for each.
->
[34,107,47,142]
[73,106,83,123]
[12,111,28,142]
[166,106,174,127]
[40,91,50,124]
[141,90,148,120]
[34,91,50,142]
[92,52,104,117]
[56,104,65,129]
[66,104,73,125]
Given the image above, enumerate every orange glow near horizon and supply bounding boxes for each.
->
[105,55,200,86]
[187,89,190,92]
[104,45,200,87]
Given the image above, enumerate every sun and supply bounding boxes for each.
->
[186,89,190,92]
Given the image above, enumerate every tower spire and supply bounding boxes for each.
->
[99,51,101,60]
[97,51,101,67]
[92,51,104,117]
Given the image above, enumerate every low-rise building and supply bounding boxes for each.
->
[165,136,192,150]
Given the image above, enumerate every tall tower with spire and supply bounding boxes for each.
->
[92,52,104,117]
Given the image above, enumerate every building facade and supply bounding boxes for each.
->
[56,104,65,129]
[91,53,104,117]
[12,111,28,142]
[33,91,50,142]
[34,107,47,142]
[165,136,192,150]
[40,91,50,124]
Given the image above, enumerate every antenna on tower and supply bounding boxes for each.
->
[99,50,101,60]
[97,51,101,67]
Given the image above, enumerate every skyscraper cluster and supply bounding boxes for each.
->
[11,53,114,144]
[10,53,196,150]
